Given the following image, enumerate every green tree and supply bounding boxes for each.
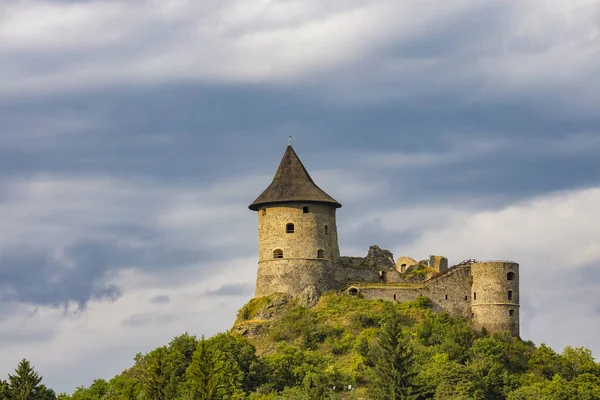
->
[208,333,265,393]
[262,344,327,392]
[528,343,562,380]
[1,380,9,400]
[136,346,170,400]
[69,379,109,400]
[560,346,600,380]
[34,386,56,400]
[7,359,55,400]
[369,310,419,399]
[163,333,198,398]
[184,336,244,399]
[507,373,600,399]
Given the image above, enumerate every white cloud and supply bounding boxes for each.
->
[400,187,600,268]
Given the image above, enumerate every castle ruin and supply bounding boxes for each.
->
[249,144,520,336]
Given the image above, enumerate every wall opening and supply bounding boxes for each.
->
[378,270,387,283]
[303,206,309,213]
[273,249,283,259]
[445,294,448,300]
[509,309,514,317]
[400,263,407,273]
[473,292,477,300]
[317,249,325,258]
[393,294,397,300]
[508,291,513,301]
[507,271,515,281]
[286,223,295,233]
[325,225,329,235]
[348,287,358,296]
[465,296,468,301]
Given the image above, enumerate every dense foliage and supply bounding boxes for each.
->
[3,293,600,399]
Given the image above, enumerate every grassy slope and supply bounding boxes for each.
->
[233,292,438,397]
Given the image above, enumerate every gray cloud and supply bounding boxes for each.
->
[201,283,254,297]
[149,295,170,304]
[122,312,175,328]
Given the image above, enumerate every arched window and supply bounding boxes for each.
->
[317,249,325,258]
[286,223,294,233]
[324,225,329,235]
[507,272,515,281]
[273,249,283,258]
[508,290,513,301]
[302,206,309,213]
[400,263,407,273]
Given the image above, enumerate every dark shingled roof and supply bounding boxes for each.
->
[249,145,342,211]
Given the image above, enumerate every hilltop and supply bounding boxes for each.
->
[12,292,596,399]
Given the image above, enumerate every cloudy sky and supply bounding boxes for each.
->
[1,0,600,393]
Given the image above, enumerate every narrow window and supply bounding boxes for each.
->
[471,313,475,318]
[507,271,515,281]
[273,249,283,259]
[473,292,477,300]
[464,296,468,301]
[286,223,294,233]
[302,206,309,213]
[317,249,325,258]
[509,309,514,317]
[325,225,329,235]
[445,294,448,300]
[508,291,513,301]
[393,294,397,300]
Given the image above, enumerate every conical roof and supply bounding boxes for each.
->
[249,145,342,211]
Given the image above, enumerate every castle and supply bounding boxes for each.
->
[249,144,520,336]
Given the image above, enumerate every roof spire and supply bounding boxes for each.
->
[249,145,341,210]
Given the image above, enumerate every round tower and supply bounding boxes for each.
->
[470,261,520,336]
[249,144,341,298]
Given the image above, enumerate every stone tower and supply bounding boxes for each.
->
[470,261,520,336]
[249,144,341,299]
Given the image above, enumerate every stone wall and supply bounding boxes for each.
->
[430,255,449,273]
[335,246,403,286]
[396,256,418,273]
[350,265,472,317]
[256,258,336,297]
